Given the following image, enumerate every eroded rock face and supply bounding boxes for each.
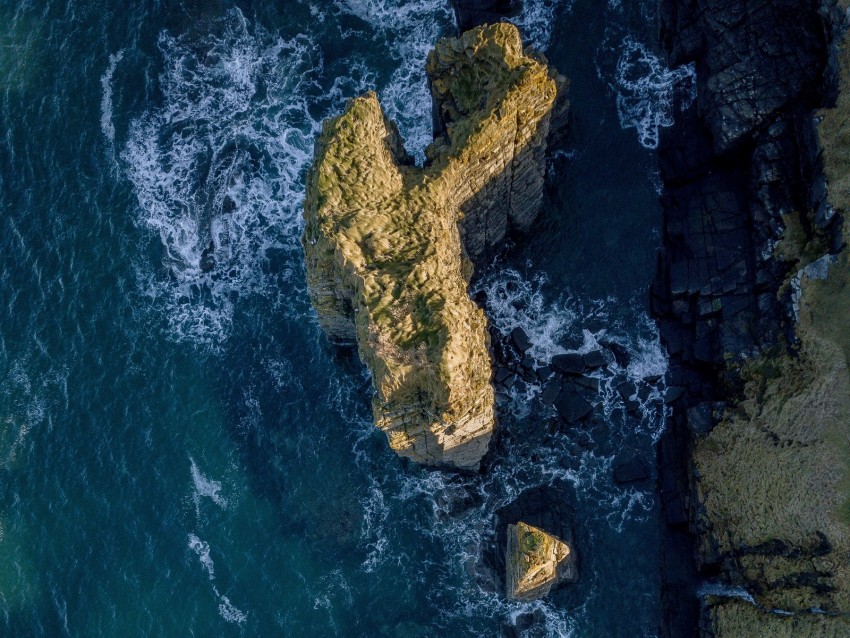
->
[302,24,563,470]
[506,522,576,601]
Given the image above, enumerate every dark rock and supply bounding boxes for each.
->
[435,481,483,518]
[520,356,536,372]
[554,387,593,423]
[664,386,685,404]
[573,375,600,392]
[540,380,561,406]
[582,350,608,369]
[600,340,632,367]
[613,457,652,484]
[510,326,532,354]
[665,496,688,526]
[494,367,512,385]
[617,380,637,402]
[200,241,216,272]
[536,365,554,382]
[551,353,585,375]
[686,403,714,435]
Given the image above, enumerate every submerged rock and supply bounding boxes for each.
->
[302,24,564,470]
[505,521,576,601]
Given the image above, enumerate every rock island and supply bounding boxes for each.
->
[302,23,565,470]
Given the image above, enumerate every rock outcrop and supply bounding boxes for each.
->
[302,24,564,470]
[490,484,578,602]
[506,521,575,601]
[652,0,850,635]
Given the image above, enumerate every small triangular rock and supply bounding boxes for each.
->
[506,521,574,601]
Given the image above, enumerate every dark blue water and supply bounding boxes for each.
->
[0,1,694,635]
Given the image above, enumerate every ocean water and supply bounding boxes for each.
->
[0,1,694,636]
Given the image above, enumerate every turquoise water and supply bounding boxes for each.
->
[0,1,694,635]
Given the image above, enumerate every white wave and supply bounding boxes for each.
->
[190,457,228,514]
[612,37,696,149]
[215,588,248,624]
[337,0,452,161]
[100,50,123,142]
[1,358,68,468]
[515,0,573,51]
[188,532,249,624]
[121,9,365,347]
[360,479,390,573]
[188,533,215,580]
[476,268,578,362]
[698,583,758,605]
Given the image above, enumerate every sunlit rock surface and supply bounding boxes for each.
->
[505,521,576,601]
[302,23,563,470]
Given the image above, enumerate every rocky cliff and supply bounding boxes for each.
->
[653,0,850,635]
[302,23,563,470]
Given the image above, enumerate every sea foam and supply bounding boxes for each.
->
[100,50,123,143]
[612,37,696,149]
[119,10,348,348]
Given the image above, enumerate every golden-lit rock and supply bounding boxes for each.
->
[505,521,575,601]
[302,23,564,470]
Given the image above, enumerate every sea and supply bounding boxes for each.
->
[0,1,696,636]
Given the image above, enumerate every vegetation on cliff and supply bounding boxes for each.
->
[302,23,562,470]
[692,10,850,633]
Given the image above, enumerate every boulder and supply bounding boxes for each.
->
[613,456,652,484]
[510,326,532,354]
[553,386,593,423]
[582,349,608,369]
[551,352,585,375]
[494,484,579,600]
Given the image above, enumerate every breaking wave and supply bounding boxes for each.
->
[187,533,248,624]
[336,0,451,159]
[515,0,573,51]
[190,457,228,517]
[117,9,370,347]
[612,37,696,149]
[100,50,123,143]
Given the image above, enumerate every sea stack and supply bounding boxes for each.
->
[506,521,576,601]
[302,23,565,470]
